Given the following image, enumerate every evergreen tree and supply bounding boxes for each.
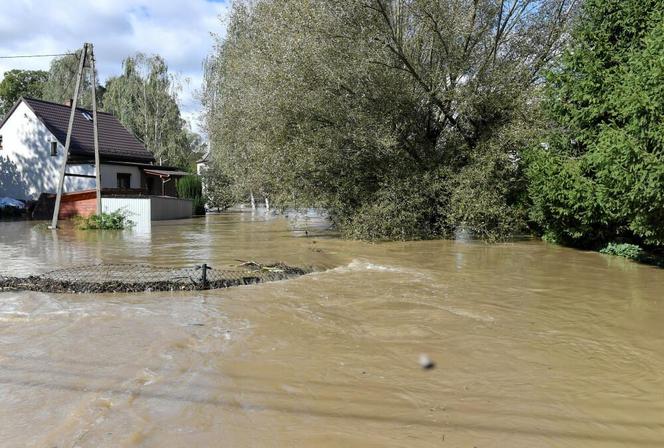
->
[527,0,664,247]
[103,54,203,168]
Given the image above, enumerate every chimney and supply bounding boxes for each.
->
[64,98,73,107]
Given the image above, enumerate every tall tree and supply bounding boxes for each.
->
[0,69,48,116]
[527,0,664,248]
[103,53,202,168]
[43,50,99,108]
[203,0,577,240]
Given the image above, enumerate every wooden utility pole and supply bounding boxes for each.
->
[49,43,102,229]
[89,44,102,215]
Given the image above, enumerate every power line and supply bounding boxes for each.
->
[0,52,75,59]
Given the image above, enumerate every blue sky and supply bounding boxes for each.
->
[0,0,229,133]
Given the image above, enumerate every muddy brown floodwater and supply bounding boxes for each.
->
[0,212,663,447]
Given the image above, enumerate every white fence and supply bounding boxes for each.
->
[102,197,193,224]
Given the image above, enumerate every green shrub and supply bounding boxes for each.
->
[338,153,525,241]
[192,196,206,215]
[177,175,205,215]
[599,243,644,261]
[340,170,451,241]
[73,210,133,230]
[201,162,238,211]
[177,174,202,198]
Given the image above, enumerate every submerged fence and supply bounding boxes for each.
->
[0,262,310,294]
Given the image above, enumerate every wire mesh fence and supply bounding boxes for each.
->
[0,262,310,294]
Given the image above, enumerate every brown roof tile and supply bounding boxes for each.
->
[22,97,155,163]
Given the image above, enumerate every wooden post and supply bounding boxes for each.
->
[89,44,102,216]
[49,43,88,229]
[201,263,208,290]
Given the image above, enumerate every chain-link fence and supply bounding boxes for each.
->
[0,262,309,293]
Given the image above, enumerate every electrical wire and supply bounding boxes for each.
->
[0,53,75,59]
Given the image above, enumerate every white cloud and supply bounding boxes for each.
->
[0,0,229,133]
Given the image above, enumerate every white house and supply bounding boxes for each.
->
[0,97,186,201]
[196,150,209,177]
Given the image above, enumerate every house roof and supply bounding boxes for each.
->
[4,97,156,163]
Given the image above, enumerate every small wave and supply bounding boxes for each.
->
[325,259,419,275]
[346,260,405,272]
[441,306,495,322]
[0,311,31,322]
[319,259,434,283]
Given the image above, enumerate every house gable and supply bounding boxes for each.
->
[0,101,97,200]
[18,97,156,163]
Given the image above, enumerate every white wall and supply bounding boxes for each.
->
[0,100,142,200]
[102,196,193,225]
[100,164,141,189]
[102,197,151,223]
[0,101,95,200]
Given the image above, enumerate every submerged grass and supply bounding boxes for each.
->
[73,210,134,230]
[598,242,664,267]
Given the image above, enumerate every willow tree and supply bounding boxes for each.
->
[204,0,578,239]
[103,54,203,168]
[43,50,100,109]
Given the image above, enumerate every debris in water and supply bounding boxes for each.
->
[419,353,436,370]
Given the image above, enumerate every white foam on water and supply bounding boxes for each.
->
[0,294,95,322]
[333,260,442,289]
[324,259,430,278]
[346,260,404,272]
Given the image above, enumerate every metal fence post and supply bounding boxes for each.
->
[201,263,208,290]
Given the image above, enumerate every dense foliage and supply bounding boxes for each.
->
[177,175,206,214]
[42,50,101,109]
[527,0,664,248]
[0,69,48,116]
[200,162,238,211]
[103,54,204,168]
[203,0,576,240]
[599,243,644,261]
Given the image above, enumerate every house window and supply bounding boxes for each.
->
[117,173,131,189]
[81,112,93,121]
[50,141,58,156]
[0,135,3,150]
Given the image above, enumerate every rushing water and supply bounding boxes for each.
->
[0,212,663,447]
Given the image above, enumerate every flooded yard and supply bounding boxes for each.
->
[1,212,663,447]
